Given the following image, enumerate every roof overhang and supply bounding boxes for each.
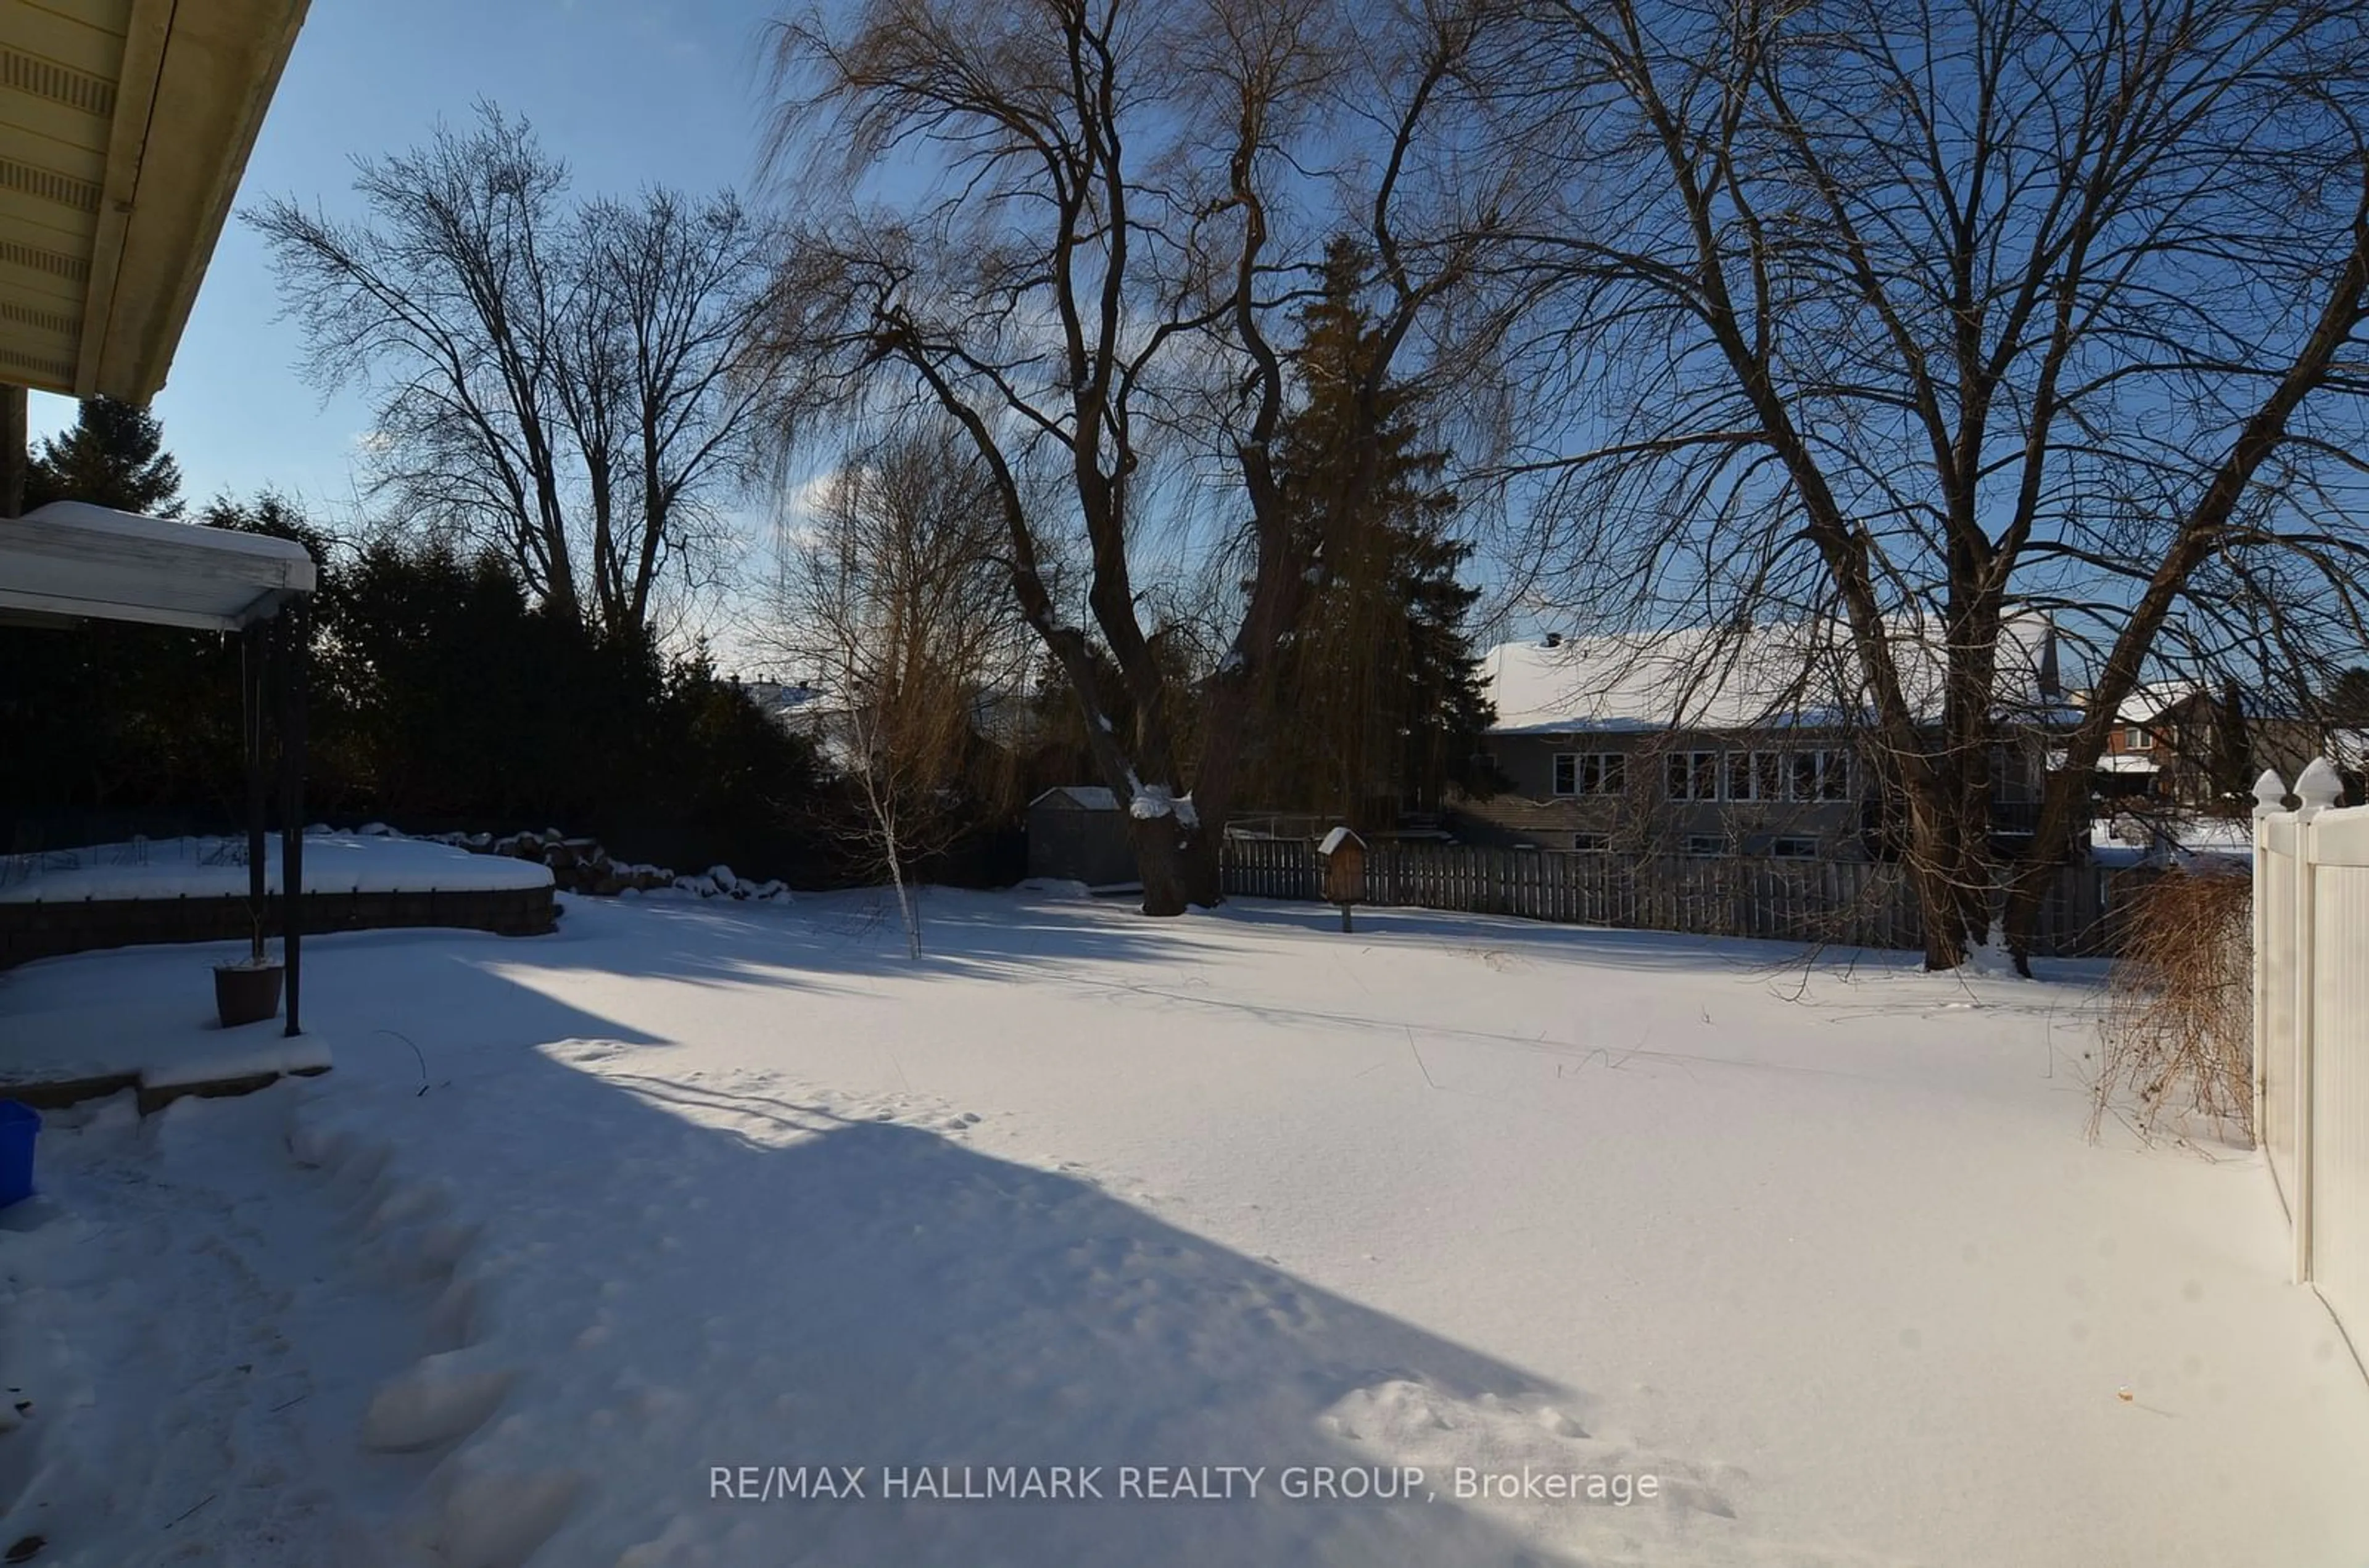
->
[0,0,310,400]
[0,499,313,630]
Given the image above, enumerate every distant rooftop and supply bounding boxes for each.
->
[1481,614,2063,735]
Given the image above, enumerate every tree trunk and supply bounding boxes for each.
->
[888,854,920,958]
[2003,765,2088,975]
[1131,814,1196,917]
[1181,822,1223,908]
[1907,790,1969,970]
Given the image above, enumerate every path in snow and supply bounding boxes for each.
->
[0,1089,455,1565]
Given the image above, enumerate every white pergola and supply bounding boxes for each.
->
[0,500,318,1034]
[1,0,318,1029]
[0,500,315,629]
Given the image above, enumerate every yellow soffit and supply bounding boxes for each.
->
[0,0,309,403]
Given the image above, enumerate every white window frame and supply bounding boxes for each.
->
[1552,751,1626,798]
[1784,748,1853,803]
[1725,749,1782,803]
[1816,749,1851,801]
[1666,749,1721,801]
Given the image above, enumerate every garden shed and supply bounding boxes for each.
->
[1025,786,1138,889]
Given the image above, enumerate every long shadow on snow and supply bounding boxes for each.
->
[524,886,1205,993]
[296,959,1699,1567]
[518,883,1800,1001]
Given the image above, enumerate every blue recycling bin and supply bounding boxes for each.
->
[0,1100,39,1209]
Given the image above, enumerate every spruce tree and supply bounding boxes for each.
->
[24,396,184,516]
[1259,239,1495,827]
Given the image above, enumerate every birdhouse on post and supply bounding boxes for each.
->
[1317,826,1366,932]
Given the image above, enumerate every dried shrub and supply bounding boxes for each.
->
[2092,869,2254,1145]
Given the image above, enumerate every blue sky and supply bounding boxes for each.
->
[30,0,792,512]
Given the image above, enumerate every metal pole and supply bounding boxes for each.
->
[244,622,268,960]
[278,604,309,1036]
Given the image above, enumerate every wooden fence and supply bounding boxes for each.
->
[1222,836,2125,957]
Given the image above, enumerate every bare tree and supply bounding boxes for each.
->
[250,105,782,640]
[767,427,1031,955]
[761,0,1528,913]
[1499,0,2369,968]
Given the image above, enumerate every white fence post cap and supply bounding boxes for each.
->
[2254,769,2290,812]
[2296,757,2344,811]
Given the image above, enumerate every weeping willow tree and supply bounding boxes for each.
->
[1248,241,1497,830]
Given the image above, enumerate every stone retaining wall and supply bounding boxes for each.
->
[0,884,556,969]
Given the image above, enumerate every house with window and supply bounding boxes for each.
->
[2093,685,2331,808]
[1452,616,2069,859]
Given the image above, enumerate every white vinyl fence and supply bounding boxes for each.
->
[2254,761,2369,1367]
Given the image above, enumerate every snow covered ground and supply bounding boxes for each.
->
[0,834,552,903]
[1,888,2364,1567]
[2089,814,2255,869]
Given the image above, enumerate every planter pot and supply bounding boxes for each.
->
[213,962,284,1028]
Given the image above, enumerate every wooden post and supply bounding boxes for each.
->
[243,622,268,960]
[278,603,310,1037]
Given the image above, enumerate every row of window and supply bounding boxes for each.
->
[1569,831,1821,857]
[1552,748,1852,803]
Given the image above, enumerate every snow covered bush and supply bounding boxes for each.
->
[2093,870,2253,1146]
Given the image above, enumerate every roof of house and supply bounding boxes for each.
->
[1482,614,2064,737]
[0,0,312,400]
[2106,682,2315,726]
[1030,786,1118,811]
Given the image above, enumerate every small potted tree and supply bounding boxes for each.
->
[213,908,283,1028]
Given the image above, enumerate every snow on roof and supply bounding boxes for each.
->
[1483,614,2061,736]
[2106,682,2313,725]
[2094,754,2160,774]
[1030,785,1118,811]
[2111,682,2202,725]
[1317,826,1361,856]
[0,501,316,632]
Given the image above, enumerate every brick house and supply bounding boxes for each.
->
[1451,616,2069,860]
[2096,686,2331,808]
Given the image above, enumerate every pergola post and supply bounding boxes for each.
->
[276,603,308,1036]
[242,621,268,961]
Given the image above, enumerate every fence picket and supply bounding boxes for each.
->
[2253,758,2369,1375]
[1218,834,2126,959]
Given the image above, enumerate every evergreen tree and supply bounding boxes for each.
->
[24,396,184,515]
[2331,667,2369,726]
[1252,239,1496,827]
